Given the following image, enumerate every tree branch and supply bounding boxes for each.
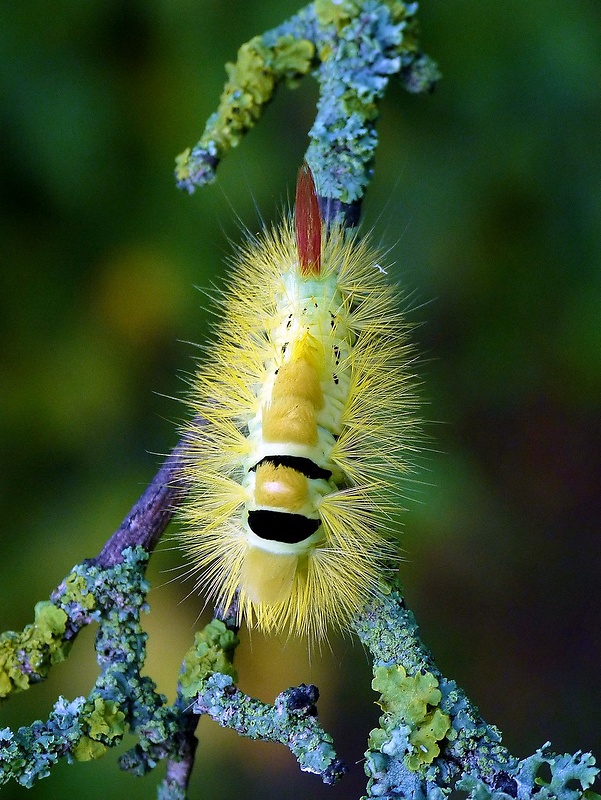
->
[2,2,598,798]
[93,432,193,569]
[174,0,439,222]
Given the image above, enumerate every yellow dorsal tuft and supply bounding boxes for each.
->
[271,357,323,409]
[262,341,324,445]
[254,462,308,511]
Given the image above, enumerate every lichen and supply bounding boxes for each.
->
[175,31,315,192]
[0,548,168,788]
[192,677,346,785]
[62,573,96,611]
[175,0,440,202]
[72,698,126,761]
[369,664,450,771]
[0,601,70,699]
[179,618,239,699]
[0,696,88,787]
[315,0,362,28]
[355,583,600,799]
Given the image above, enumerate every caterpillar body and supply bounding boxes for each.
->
[179,165,418,640]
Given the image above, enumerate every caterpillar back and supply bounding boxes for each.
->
[178,165,419,640]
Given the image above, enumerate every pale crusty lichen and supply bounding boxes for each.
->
[0,546,344,793]
[354,580,599,800]
[175,0,440,205]
[192,676,346,785]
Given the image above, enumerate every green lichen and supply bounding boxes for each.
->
[86,698,126,741]
[33,601,68,640]
[315,0,411,30]
[176,32,314,187]
[353,580,432,674]
[373,665,442,722]
[72,697,128,762]
[179,619,239,699]
[370,665,450,770]
[72,736,107,762]
[61,573,96,611]
[0,548,185,790]
[0,602,70,699]
[315,0,361,28]
[406,708,450,769]
[271,35,316,83]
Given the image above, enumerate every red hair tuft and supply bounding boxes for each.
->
[295,163,322,275]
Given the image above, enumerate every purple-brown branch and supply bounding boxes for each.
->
[92,431,195,568]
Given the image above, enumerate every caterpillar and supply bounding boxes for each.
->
[178,164,418,640]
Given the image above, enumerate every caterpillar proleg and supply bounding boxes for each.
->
[179,165,418,640]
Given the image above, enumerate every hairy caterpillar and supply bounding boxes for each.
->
[178,165,418,640]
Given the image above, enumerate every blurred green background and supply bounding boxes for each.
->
[1,1,600,797]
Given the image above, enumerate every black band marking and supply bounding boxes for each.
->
[251,455,331,481]
[248,510,321,544]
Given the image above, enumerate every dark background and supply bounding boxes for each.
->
[1,1,600,798]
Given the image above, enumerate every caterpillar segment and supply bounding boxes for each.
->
[179,165,418,639]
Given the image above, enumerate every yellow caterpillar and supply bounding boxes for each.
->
[178,165,418,640]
